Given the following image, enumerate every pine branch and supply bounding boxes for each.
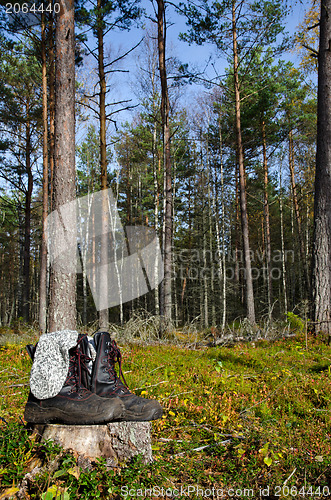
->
[79,101,101,117]
[0,172,25,193]
[105,103,138,118]
[308,22,320,30]
[105,98,133,108]
[104,69,130,76]
[302,44,319,57]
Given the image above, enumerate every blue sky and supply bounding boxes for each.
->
[76,0,313,140]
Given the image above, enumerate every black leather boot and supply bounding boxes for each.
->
[24,335,125,425]
[89,332,163,421]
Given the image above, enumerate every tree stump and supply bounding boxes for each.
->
[33,422,152,466]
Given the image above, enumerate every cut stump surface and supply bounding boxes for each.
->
[34,422,152,465]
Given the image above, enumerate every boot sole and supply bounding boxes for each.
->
[121,406,163,422]
[24,402,123,425]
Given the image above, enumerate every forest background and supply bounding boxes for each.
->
[0,0,321,334]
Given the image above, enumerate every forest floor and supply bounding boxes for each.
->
[0,327,330,499]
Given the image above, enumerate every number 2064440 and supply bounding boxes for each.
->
[6,3,60,14]
[273,485,330,496]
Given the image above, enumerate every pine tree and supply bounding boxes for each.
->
[48,0,77,331]
[312,0,331,337]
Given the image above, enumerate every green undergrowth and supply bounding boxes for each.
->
[0,332,330,499]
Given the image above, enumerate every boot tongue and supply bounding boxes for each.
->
[64,337,91,394]
[94,331,111,349]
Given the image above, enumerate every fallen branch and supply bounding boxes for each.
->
[160,390,194,401]
[147,365,165,375]
[133,380,168,391]
[283,468,296,486]
[7,383,29,388]
[173,439,232,458]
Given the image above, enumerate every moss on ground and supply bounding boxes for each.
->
[0,331,330,498]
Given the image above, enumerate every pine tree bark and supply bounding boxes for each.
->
[48,0,76,332]
[49,9,55,214]
[312,0,331,336]
[232,0,255,324]
[157,0,172,323]
[39,11,49,334]
[234,164,240,286]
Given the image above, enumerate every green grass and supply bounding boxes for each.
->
[0,332,330,499]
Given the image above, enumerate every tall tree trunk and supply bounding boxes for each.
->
[290,198,295,309]
[23,107,33,322]
[153,122,160,315]
[48,0,76,332]
[279,163,288,314]
[207,158,216,327]
[126,159,131,225]
[39,11,49,334]
[262,119,272,313]
[157,0,172,323]
[97,0,109,330]
[234,163,240,286]
[17,184,24,318]
[216,107,227,328]
[202,167,208,329]
[232,0,255,323]
[289,129,309,290]
[49,7,55,213]
[312,0,331,336]
[173,158,178,325]
[180,175,192,323]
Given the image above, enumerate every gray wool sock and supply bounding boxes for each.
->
[29,330,79,400]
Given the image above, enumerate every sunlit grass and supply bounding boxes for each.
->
[0,330,330,497]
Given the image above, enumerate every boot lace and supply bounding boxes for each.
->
[65,335,91,396]
[105,339,130,392]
